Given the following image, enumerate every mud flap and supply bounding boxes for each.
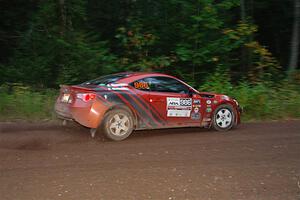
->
[90,128,97,138]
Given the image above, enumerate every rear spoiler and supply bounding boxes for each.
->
[59,85,96,92]
[59,83,129,92]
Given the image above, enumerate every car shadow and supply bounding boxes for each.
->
[128,127,214,140]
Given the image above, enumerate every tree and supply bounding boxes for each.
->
[0,0,295,87]
[3,0,116,87]
[288,0,300,74]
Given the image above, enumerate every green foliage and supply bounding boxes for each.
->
[199,66,233,94]
[172,0,242,82]
[3,0,117,87]
[0,84,57,120]
[245,41,281,82]
[200,69,300,121]
[0,0,299,121]
[0,0,285,89]
[55,35,117,85]
[1,79,299,121]
[115,23,172,71]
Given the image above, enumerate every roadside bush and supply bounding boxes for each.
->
[200,72,300,121]
[0,84,57,121]
[0,79,299,122]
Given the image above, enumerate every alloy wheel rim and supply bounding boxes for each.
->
[215,108,232,128]
[109,114,130,136]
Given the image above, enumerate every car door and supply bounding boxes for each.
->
[128,79,153,129]
[145,76,202,127]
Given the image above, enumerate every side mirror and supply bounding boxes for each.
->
[188,88,194,97]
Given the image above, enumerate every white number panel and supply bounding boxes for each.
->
[166,97,192,117]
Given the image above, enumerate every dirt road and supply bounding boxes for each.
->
[0,121,300,200]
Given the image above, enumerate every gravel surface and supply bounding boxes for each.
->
[0,120,300,200]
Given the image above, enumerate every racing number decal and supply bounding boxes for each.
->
[167,98,192,117]
[134,82,149,90]
[180,98,192,106]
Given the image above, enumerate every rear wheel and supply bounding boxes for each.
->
[212,104,235,131]
[102,109,134,141]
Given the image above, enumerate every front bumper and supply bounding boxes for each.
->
[238,105,243,114]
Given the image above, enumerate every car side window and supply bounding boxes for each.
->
[145,76,189,94]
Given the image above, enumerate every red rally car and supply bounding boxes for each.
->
[55,72,242,141]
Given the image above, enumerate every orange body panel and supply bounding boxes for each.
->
[55,97,110,129]
[71,99,110,128]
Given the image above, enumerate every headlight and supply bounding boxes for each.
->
[221,95,230,101]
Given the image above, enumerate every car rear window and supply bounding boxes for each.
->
[80,73,130,86]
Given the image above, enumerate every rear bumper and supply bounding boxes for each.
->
[55,112,73,121]
[55,99,110,129]
[55,100,73,119]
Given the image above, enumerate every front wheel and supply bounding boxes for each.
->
[212,104,235,131]
[101,109,134,141]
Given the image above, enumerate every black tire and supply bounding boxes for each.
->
[101,108,134,141]
[212,104,236,131]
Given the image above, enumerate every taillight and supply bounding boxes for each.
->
[76,93,96,102]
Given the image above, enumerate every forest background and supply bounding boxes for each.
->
[0,0,299,121]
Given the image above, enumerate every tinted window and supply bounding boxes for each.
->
[146,76,189,94]
[81,73,130,86]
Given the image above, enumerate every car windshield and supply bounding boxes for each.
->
[80,73,130,86]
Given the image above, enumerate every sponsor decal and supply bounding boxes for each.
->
[108,87,129,91]
[106,83,130,91]
[167,97,192,117]
[193,99,201,105]
[108,83,128,87]
[191,107,200,120]
[167,97,180,106]
[206,107,212,113]
[206,100,211,105]
[133,82,149,90]
[213,100,218,104]
[180,98,192,106]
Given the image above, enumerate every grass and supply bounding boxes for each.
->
[229,82,300,121]
[0,85,58,121]
[200,77,300,121]
[0,81,300,122]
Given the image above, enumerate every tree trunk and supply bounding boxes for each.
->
[240,0,246,22]
[59,0,67,36]
[240,0,247,76]
[288,0,300,74]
